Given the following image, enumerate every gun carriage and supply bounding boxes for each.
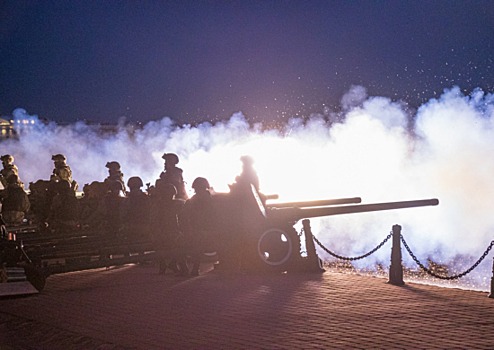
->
[1,185,439,296]
[215,186,438,273]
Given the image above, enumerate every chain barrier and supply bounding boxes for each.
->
[400,235,494,280]
[312,232,392,261]
[311,225,494,282]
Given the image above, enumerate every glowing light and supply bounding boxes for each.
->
[4,86,494,291]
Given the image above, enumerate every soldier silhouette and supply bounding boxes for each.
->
[231,155,260,193]
[104,161,126,193]
[121,176,149,236]
[151,182,187,275]
[156,153,188,200]
[51,154,78,191]
[179,177,218,276]
[0,154,22,189]
[99,180,126,236]
[0,174,30,225]
[46,179,80,233]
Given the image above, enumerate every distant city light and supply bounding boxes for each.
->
[1,112,41,140]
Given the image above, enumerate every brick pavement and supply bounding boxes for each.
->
[1,263,494,349]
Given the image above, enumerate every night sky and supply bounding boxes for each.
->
[1,1,493,125]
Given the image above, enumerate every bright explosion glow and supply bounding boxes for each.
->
[3,85,494,292]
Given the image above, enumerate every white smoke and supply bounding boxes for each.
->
[2,85,494,291]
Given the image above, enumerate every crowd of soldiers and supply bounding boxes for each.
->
[0,152,260,277]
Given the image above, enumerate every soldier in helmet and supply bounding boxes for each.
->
[51,154,78,191]
[126,176,145,195]
[104,161,126,193]
[151,181,187,275]
[179,177,218,276]
[225,155,265,272]
[232,155,260,193]
[92,180,126,236]
[156,153,188,200]
[0,174,30,225]
[46,179,80,233]
[0,154,21,189]
[79,181,107,228]
[121,176,149,238]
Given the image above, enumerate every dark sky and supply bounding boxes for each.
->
[1,1,493,124]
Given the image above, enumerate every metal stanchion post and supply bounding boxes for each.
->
[388,224,405,286]
[489,258,494,299]
[302,219,325,273]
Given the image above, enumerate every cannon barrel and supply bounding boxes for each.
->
[267,198,439,223]
[266,197,361,209]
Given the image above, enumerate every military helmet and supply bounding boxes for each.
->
[240,155,254,165]
[162,153,179,165]
[105,161,121,170]
[192,177,210,191]
[127,176,143,189]
[1,154,14,163]
[52,154,66,161]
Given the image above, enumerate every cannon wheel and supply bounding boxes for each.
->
[255,225,302,272]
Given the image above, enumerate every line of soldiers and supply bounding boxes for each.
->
[0,152,260,276]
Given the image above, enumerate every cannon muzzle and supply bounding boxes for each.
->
[267,198,439,224]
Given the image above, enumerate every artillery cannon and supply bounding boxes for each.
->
[213,185,439,273]
[1,184,439,296]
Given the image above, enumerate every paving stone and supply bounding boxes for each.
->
[1,264,494,349]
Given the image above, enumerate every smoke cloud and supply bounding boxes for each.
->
[2,85,494,291]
